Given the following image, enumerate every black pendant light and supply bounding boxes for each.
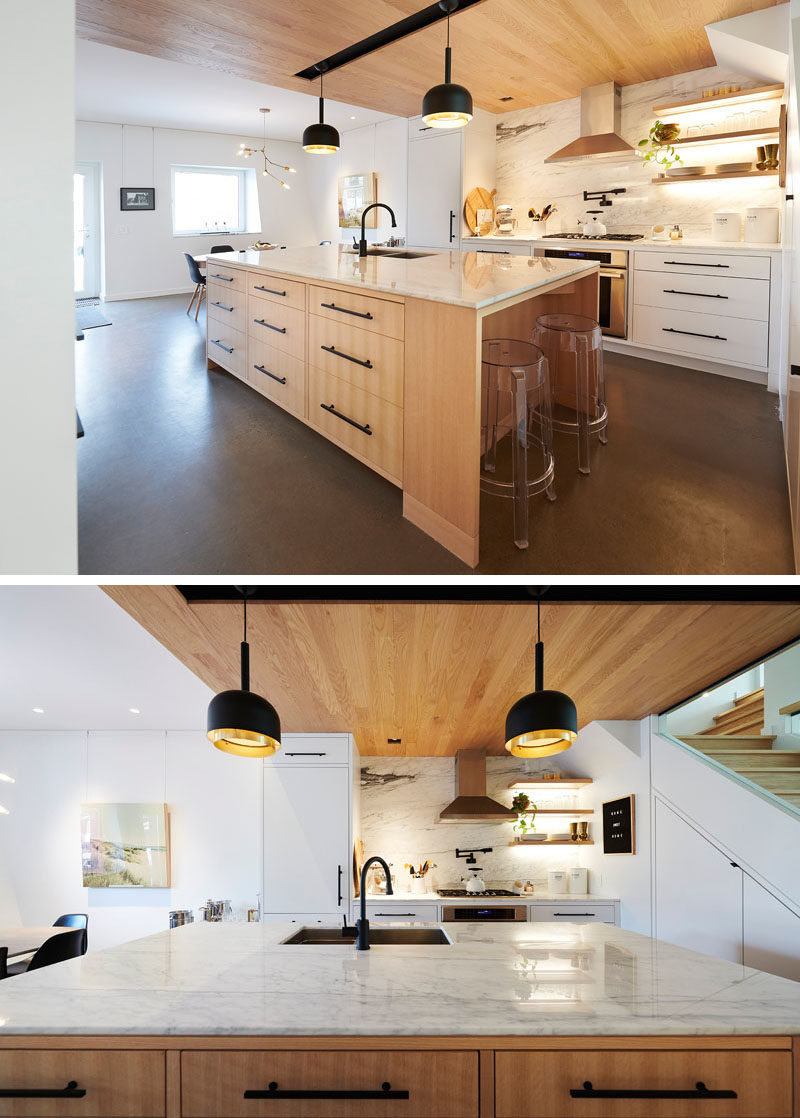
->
[207,589,281,758]
[422,0,473,129]
[302,63,340,154]
[505,591,577,759]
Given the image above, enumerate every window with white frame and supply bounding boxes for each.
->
[171,165,250,235]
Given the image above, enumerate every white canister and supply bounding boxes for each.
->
[744,207,779,244]
[712,211,742,242]
[548,870,568,894]
[568,867,588,894]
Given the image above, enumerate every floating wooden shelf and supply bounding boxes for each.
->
[509,779,592,790]
[514,808,594,815]
[654,83,784,115]
[671,127,779,147]
[652,170,778,185]
[509,840,594,847]
[778,699,800,716]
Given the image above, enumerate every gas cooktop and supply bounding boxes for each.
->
[541,232,643,242]
[438,889,520,898]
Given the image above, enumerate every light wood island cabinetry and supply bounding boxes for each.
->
[205,248,599,566]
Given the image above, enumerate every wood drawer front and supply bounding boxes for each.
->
[0,1050,165,1117]
[249,273,306,312]
[495,1049,792,1118]
[205,264,245,291]
[364,902,439,922]
[634,270,770,322]
[309,286,404,340]
[207,324,246,379]
[248,338,306,418]
[528,904,616,923]
[308,367,403,483]
[181,1050,478,1118]
[308,315,403,406]
[633,304,768,368]
[633,251,771,280]
[207,283,246,333]
[247,295,306,359]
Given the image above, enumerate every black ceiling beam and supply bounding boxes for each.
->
[177,586,800,605]
[294,0,485,81]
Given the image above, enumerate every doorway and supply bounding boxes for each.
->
[74,162,101,300]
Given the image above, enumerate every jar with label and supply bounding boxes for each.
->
[669,224,682,240]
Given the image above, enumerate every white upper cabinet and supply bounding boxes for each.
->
[272,733,351,766]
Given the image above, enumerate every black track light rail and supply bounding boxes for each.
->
[294,0,485,81]
[177,586,800,605]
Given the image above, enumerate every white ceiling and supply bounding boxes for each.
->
[0,587,211,731]
[75,39,397,141]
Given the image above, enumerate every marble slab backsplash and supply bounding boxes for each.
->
[496,64,782,240]
[360,756,592,893]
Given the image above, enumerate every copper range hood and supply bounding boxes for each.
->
[439,749,514,822]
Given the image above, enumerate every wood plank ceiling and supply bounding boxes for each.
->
[76,0,786,118]
[103,587,800,755]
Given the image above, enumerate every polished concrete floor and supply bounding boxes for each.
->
[77,294,794,575]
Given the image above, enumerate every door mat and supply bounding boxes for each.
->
[76,297,101,307]
[76,306,111,332]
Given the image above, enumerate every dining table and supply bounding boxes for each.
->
[0,925,72,960]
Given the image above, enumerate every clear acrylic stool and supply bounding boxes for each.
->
[533,312,608,475]
[481,338,555,550]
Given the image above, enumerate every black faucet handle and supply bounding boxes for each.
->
[341,914,357,937]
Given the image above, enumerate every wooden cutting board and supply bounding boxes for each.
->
[464,186,496,235]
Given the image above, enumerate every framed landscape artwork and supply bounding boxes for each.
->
[81,802,171,887]
[120,187,155,211]
[338,173,377,228]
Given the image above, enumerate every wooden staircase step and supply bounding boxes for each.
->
[731,686,764,708]
[775,792,800,808]
[736,769,800,793]
[701,750,800,769]
[678,734,776,750]
[701,711,764,735]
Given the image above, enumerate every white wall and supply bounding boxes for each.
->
[76,122,327,301]
[495,63,783,238]
[763,641,800,747]
[662,666,763,736]
[0,0,77,574]
[0,730,261,951]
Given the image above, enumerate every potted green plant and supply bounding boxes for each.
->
[636,120,683,174]
[512,792,537,839]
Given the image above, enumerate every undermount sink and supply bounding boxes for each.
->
[345,249,435,260]
[282,926,452,946]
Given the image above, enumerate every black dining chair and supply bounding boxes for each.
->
[0,947,7,980]
[209,244,234,253]
[5,929,85,977]
[184,253,206,321]
[53,913,88,955]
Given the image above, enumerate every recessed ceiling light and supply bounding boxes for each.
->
[499,96,514,102]
[350,115,356,120]
[129,707,141,715]
[32,707,44,714]
[0,773,15,784]
[0,805,9,816]
[387,737,402,744]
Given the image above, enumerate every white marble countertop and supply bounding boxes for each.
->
[462,234,785,253]
[363,891,618,903]
[1,920,798,1037]
[206,245,597,310]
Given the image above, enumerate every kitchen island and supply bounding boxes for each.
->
[203,246,598,567]
[1,919,799,1116]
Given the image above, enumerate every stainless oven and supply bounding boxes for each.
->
[533,246,628,338]
[442,905,528,921]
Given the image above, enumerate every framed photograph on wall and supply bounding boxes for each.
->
[120,187,155,211]
[80,802,171,887]
[338,173,377,228]
[602,794,635,855]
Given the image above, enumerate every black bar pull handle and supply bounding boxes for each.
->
[320,402,373,436]
[663,289,729,299]
[253,364,286,385]
[244,1081,410,1100]
[662,260,730,268]
[338,864,343,906]
[570,1081,737,1100]
[449,209,456,242]
[283,751,327,757]
[210,300,234,312]
[663,327,727,341]
[320,301,373,320]
[374,912,416,916]
[552,912,597,917]
[254,285,287,296]
[320,344,373,369]
[0,1081,87,1099]
[211,272,235,281]
[211,339,234,354]
[254,318,287,334]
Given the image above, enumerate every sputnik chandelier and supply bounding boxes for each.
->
[238,108,296,189]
